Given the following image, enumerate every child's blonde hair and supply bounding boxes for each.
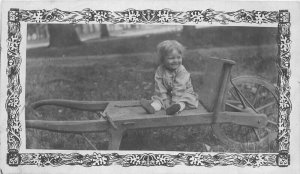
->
[157,40,185,63]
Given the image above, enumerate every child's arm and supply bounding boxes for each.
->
[171,67,190,101]
[154,71,168,100]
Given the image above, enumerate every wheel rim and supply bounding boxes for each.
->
[212,76,278,151]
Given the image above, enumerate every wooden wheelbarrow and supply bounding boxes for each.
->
[26,57,278,150]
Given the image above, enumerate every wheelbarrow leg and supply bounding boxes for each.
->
[107,129,124,150]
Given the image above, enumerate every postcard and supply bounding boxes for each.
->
[0,0,299,173]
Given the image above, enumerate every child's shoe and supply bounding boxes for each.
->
[166,104,181,115]
[140,99,155,114]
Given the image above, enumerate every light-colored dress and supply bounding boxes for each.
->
[151,64,199,109]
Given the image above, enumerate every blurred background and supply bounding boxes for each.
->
[26,24,278,152]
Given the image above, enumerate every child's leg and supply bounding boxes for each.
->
[151,100,162,111]
[178,102,186,111]
[166,102,185,115]
[140,99,162,114]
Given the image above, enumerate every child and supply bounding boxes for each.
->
[141,40,198,115]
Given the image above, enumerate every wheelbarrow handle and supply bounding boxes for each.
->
[31,99,109,112]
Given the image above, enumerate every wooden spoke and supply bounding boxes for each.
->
[80,133,97,150]
[267,120,277,127]
[226,99,241,104]
[252,85,262,107]
[229,89,238,100]
[267,112,276,117]
[256,101,276,112]
[252,128,261,141]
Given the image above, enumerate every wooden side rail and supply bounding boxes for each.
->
[26,112,268,133]
[31,99,109,111]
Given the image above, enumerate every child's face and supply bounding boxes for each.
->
[163,49,182,71]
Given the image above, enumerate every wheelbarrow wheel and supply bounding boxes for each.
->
[212,76,278,151]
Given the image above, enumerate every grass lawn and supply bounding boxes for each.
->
[25,27,279,152]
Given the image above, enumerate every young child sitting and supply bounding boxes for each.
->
[141,40,198,115]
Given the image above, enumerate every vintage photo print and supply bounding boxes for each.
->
[1,1,299,174]
[25,23,280,152]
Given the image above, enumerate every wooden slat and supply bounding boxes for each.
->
[103,100,208,120]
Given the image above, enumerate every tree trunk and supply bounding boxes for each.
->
[182,25,197,39]
[100,24,109,38]
[48,24,82,47]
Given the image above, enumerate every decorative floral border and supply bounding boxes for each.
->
[6,8,291,167]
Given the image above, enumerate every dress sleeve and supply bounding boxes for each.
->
[171,66,190,101]
[154,68,168,100]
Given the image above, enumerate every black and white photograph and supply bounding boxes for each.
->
[1,0,300,173]
[25,23,279,153]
